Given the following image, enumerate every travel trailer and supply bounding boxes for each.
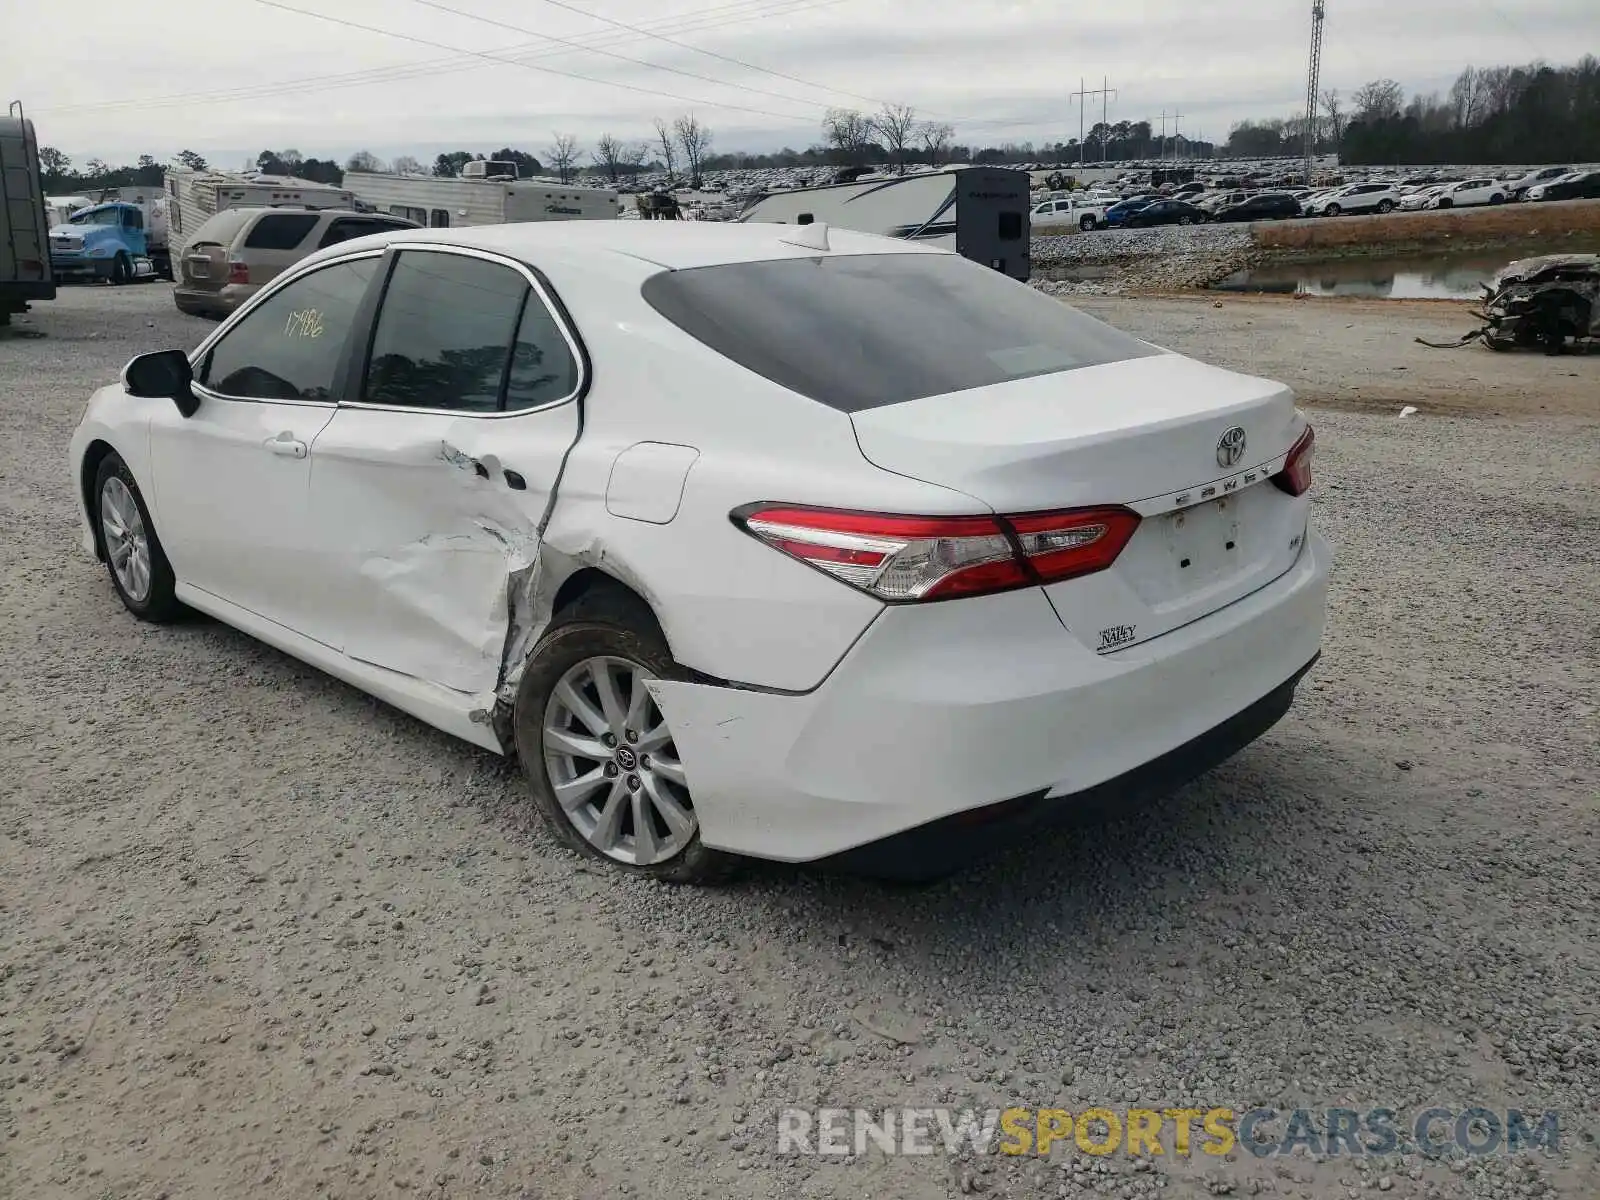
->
[345,160,620,228]
[163,168,356,259]
[0,103,54,324]
[735,166,1033,280]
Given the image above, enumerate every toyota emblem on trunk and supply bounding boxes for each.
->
[1216,426,1247,468]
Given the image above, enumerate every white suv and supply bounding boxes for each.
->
[1430,178,1507,209]
[1306,182,1399,217]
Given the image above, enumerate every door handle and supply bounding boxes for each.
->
[265,435,307,459]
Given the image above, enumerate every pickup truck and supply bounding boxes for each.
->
[1030,194,1110,232]
[49,197,172,284]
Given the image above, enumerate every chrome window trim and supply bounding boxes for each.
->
[186,247,386,406]
[338,242,587,421]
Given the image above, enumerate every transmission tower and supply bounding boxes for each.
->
[1302,0,1326,185]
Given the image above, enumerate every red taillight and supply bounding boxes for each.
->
[227,260,250,285]
[734,503,1141,602]
[1273,425,1315,497]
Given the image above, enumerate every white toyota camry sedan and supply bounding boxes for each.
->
[68,221,1330,882]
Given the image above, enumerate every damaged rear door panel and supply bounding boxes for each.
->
[303,244,586,698]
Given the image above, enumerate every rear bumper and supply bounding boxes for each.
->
[173,284,249,318]
[648,530,1332,866]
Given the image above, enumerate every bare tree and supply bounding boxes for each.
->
[917,120,954,167]
[822,107,875,165]
[868,103,918,173]
[345,150,384,173]
[620,142,649,180]
[1352,78,1404,122]
[1448,67,1482,128]
[546,133,580,184]
[391,154,424,175]
[1320,88,1346,149]
[652,117,678,179]
[594,133,625,183]
[673,114,713,184]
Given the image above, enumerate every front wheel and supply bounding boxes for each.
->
[513,599,734,884]
[110,253,132,285]
[1489,193,1504,205]
[93,452,182,621]
[1324,204,1342,217]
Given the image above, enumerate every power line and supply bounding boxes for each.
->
[39,0,839,118]
[406,0,836,111]
[514,0,895,111]
[239,0,819,122]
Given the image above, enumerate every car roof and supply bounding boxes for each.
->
[297,220,942,275]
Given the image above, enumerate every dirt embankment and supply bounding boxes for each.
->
[1254,198,1600,260]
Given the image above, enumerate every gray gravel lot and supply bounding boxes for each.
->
[2,284,1597,1200]
[1032,225,1258,295]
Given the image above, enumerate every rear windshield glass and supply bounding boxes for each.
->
[243,212,321,250]
[640,252,1160,412]
[188,209,253,247]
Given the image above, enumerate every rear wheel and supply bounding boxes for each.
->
[513,596,735,884]
[1079,215,1096,232]
[1178,215,1193,225]
[1376,200,1395,214]
[93,452,182,621]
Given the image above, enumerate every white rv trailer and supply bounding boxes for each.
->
[345,162,619,229]
[163,168,356,258]
[736,166,1033,280]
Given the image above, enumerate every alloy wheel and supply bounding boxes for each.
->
[100,476,152,603]
[542,655,696,866]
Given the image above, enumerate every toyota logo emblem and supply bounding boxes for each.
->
[1216,426,1247,468]
[614,746,638,771]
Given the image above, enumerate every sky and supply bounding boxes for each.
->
[3,0,1594,168]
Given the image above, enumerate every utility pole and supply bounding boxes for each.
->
[1303,0,1326,185]
[1169,109,1185,162]
[1070,78,1114,171]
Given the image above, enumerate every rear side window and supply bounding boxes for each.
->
[362,250,579,413]
[244,212,321,250]
[319,217,413,248]
[641,253,1161,413]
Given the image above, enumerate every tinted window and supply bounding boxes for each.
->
[244,212,321,250]
[364,251,535,413]
[430,209,451,228]
[319,217,412,248]
[641,253,1161,414]
[200,258,378,401]
[504,295,580,411]
[188,208,252,248]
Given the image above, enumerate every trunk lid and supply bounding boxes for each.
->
[180,240,231,292]
[849,352,1310,651]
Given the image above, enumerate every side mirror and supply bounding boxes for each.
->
[122,349,199,418]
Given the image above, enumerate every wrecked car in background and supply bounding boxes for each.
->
[67,222,1330,884]
[1423,254,1600,354]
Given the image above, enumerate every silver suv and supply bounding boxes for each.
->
[173,208,418,319]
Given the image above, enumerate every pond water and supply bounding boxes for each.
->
[1211,252,1516,300]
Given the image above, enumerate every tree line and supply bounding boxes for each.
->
[1227,56,1600,165]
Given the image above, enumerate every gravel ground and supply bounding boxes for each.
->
[1032,225,1258,295]
[2,284,1598,1200]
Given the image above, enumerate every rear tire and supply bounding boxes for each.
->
[513,592,737,885]
[93,451,182,622]
[1079,215,1096,232]
[1376,200,1395,214]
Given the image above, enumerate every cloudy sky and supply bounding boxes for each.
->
[4,0,1592,168]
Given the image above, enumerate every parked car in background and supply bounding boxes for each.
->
[1211,193,1302,222]
[1399,185,1446,211]
[1172,181,1206,198]
[173,207,418,318]
[1120,199,1209,227]
[1429,178,1507,208]
[1102,196,1158,227]
[67,222,1330,882]
[1527,170,1600,202]
[1509,165,1573,201]
[1303,182,1399,217]
[1199,190,1249,214]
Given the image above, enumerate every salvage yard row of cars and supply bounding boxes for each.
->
[68,221,1330,882]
